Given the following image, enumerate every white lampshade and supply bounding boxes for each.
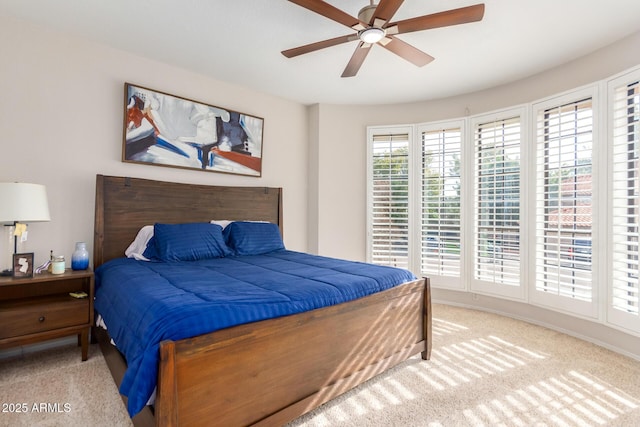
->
[0,182,51,223]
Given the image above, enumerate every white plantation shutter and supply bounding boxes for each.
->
[473,115,522,294]
[610,76,640,332]
[534,95,595,315]
[420,125,462,280]
[368,131,410,268]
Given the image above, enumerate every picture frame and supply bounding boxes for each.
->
[122,83,264,177]
[13,252,34,278]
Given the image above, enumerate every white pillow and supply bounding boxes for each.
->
[124,225,154,261]
[210,220,233,229]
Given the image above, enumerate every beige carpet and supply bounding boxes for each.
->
[0,342,132,427]
[2,304,639,426]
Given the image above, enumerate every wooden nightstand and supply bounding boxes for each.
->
[0,269,94,361]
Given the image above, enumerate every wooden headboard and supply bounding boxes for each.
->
[93,175,283,267]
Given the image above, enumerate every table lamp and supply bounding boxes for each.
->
[0,182,51,276]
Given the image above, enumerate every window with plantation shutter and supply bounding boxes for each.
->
[368,130,411,269]
[533,94,595,316]
[420,125,462,282]
[610,74,640,332]
[472,113,523,297]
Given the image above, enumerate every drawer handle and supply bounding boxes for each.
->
[39,316,45,322]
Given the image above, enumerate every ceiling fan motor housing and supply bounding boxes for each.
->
[358,4,377,24]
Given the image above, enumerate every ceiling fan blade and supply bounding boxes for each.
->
[381,37,434,67]
[288,0,361,28]
[341,42,372,78]
[388,4,485,34]
[370,0,404,24]
[282,34,357,58]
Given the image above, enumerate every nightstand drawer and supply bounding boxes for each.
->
[0,296,89,339]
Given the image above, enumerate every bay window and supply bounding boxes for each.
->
[366,65,640,336]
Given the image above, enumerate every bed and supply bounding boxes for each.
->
[93,174,431,427]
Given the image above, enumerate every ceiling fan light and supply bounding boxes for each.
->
[358,27,385,44]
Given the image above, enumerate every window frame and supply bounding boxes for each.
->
[469,107,528,300]
[417,119,466,290]
[607,67,640,333]
[366,125,415,270]
[529,86,600,319]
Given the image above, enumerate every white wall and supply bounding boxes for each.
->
[0,15,309,269]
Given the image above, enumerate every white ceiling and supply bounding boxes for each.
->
[1,0,640,105]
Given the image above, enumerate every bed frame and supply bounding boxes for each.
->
[94,174,431,427]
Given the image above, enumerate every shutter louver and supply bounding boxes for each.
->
[421,127,462,277]
[535,98,593,302]
[611,80,640,321]
[370,133,410,268]
[474,116,521,286]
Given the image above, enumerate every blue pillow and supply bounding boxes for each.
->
[223,222,285,255]
[153,222,232,261]
[141,236,158,260]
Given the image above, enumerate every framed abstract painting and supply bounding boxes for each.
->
[122,83,264,177]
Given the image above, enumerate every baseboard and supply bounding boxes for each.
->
[0,336,76,360]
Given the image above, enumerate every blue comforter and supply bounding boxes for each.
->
[94,250,416,416]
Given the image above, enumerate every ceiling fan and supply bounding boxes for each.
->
[282,0,485,77]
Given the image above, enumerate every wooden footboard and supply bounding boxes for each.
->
[156,277,430,427]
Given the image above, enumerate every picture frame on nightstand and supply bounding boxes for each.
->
[12,252,34,278]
